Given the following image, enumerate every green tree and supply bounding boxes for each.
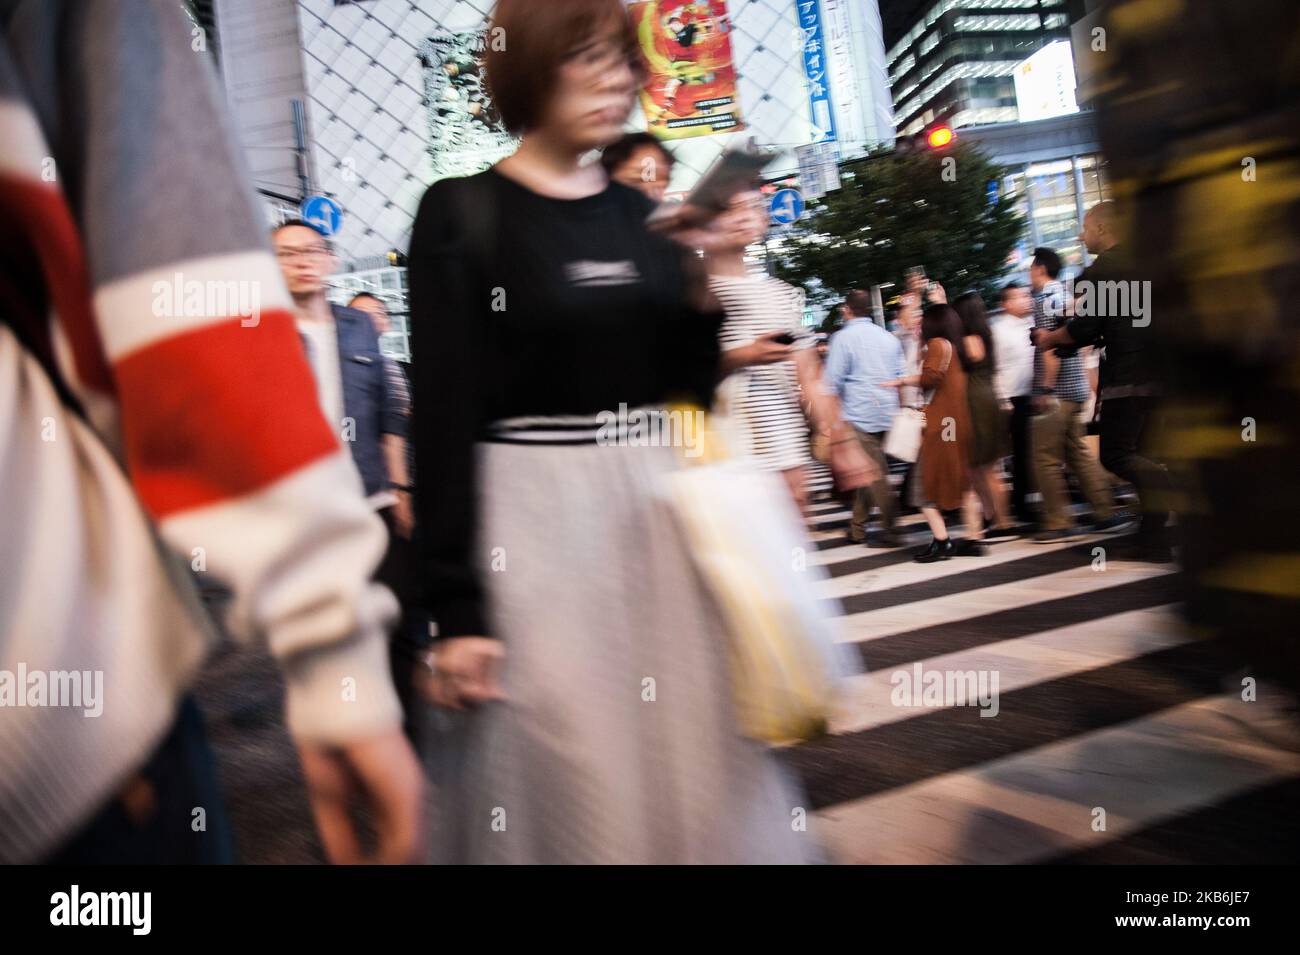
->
[773,141,1026,308]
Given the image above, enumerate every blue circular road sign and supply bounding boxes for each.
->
[301,194,344,236]
[769,188,804,226]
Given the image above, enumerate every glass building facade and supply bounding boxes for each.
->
[884,0,1071,137]
[960,113,1109,277]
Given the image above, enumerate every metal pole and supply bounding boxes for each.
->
[292,99,311,201]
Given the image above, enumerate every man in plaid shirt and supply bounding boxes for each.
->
[1027,247,1126,541]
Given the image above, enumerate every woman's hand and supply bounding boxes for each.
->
[420,637,506,710]
[655,192,766,254]
[925,282,947,305]
[739,330,794,366]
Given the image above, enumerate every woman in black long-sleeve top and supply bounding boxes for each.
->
[407,0,815,864]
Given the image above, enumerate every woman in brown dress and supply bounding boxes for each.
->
[885,304,984,562]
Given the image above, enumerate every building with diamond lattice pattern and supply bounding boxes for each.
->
[209,0,895,265]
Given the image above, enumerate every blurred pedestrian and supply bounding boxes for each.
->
[349,292,415,500]
[709,201,875,509]
[1089,0,1300,691]
[823,289,904,545]
[883,304,982,561]
[992,281,1036,524]
[892,287,925,511]
[1027,247,1126,542]
[893,289,924,411]
[349,291,431,732]
[0,0,420,865]
[407,0,815,863]
[273,226,429,739]
[600,131,675,202]
[953,290,1015,539]
[274,222,410,528]
[1033,201,1171,560]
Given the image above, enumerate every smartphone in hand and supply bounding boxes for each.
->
[646,148,776,226]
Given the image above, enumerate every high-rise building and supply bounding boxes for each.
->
[882,0,1073,138]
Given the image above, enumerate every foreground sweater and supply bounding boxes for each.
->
[0,0,401,861]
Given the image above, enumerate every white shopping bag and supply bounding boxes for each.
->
[662,409,858,743]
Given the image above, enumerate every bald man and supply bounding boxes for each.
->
[1034,201,1171,560]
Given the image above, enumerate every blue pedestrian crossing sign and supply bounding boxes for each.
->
[301,194,343,237]
[769,188,804,226]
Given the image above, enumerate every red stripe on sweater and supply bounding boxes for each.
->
[0,171,114,394]
[116,310,341,518]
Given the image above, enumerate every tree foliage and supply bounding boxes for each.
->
[773,142,1026,307]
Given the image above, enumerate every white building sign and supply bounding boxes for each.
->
[1013,40,1079,123]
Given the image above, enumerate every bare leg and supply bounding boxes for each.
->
[962,487,984,539]
[921,504,948,540]
[984,462,1013,528]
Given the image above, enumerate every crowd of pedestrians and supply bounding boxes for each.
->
[0,0,1176,866]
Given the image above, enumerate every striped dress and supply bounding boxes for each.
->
[711,274,813,472]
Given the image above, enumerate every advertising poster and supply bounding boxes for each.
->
[418,30,517,180]
[795,0,837,143]
[629,1,744,140]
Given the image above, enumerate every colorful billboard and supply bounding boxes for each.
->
[629,1,744,140]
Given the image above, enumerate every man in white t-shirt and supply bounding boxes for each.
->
[992,281,1036,523]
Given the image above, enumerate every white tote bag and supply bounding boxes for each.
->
[883,407,925,463]
[884,338,952,463]
[661,407,858,743]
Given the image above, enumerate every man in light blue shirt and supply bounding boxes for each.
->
[823,290,905,546]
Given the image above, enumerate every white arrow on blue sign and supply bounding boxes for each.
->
[769,188,804,226]
[301,195,344,237]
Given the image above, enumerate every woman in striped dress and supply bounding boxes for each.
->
[710,201,875,507]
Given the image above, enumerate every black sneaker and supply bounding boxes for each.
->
[914,538,955,563]
[953,537,988,556]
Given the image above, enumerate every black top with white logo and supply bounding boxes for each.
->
[406,168,722,638]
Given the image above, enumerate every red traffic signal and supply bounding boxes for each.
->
[927,125,955,149]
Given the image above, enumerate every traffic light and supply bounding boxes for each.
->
[894,124,957,156]
[926,125,955,149]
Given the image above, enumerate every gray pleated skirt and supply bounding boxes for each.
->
[420,430,819,864]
